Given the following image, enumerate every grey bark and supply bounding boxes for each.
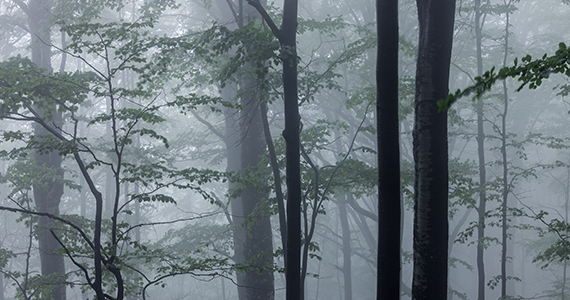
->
[338,197,352,300]
[240,51,275,300]
[474,1,487,299]
[28,1,67,299]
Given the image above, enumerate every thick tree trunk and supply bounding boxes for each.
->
[412,0,455,299]
[245,1,300,298]
[240,60,275,300]
[28,1,67,299]
[222,83,247,300]
[376,0,401,299]
[234,2,276,299]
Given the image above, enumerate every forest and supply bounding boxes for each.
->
[0,0,569,299]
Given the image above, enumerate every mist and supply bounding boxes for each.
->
[0,0,569,299]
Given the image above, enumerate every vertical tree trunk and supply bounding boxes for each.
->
[222,83,247,300]
[412,0,455,299]
[28,1,67,299]
[240,58,275,300]
[281,0,301,296]
[271,0,302,298]
[0,267,4,300]
[245,1,300,298]
[376,0,401,299]
[500,2,513,297]
[560,167,570,300]
[474,1,487,299]
[338,197,352,300]
[229,1,276,298]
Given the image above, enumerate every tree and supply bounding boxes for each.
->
[412,0,456,299]
[0,4,235,298]
[239,3,275,299]
[473,1,488,299]
[25,0,67,299]
[376,0,401,299]
[245,1,301,299]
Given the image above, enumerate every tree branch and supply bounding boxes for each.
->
[0,206,95,251]
[246,0,281,40]
[13,0,29,15]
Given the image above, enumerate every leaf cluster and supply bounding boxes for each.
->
[440,42,570,112]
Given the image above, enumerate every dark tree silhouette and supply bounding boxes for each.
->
[376,0,401,299]
[246,0,300,299]
[412,0,455,299]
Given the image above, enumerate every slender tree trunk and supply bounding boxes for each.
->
[500,2,513,298]
[28,1,66,299]
[376,0,401,299]
[279,1,301,299]
[412,0,455,299]
[474,1,487,299]
[338,195,352,300]
[560,167,570,300]
[0,266,4,300]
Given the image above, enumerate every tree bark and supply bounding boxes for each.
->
[474,1,487,300]
[338,197,352,300]
[28,1,67,299]
[275,1,301,299]
[412,0,455,299]
[245,1,300,298]
[376,0,401,299]
[240,54,275,300]
[500,2,513,297]
[222,83,247,300]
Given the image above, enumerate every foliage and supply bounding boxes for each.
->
[439,42,570,111]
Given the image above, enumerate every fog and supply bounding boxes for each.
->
[0,0,569,299]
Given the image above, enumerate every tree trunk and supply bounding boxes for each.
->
[412,0,455,299]
[279,1,301,300]
[338,196,352,300]
[500,2,513,297]
[222,83,247,300]
[376,0,401,299]
[28,1,67,299]
[240,57,275,300]
[246,1,300,298]
[474,1,487,299]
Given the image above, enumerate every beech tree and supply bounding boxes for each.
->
[0,3,234,299]
[23,1,66,299]
[245,1,301,299]
[376,0,401,299]
[412,0,456,299]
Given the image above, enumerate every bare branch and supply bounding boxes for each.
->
[49,230,96,291]
[189,108,225,140]
[120,211,221,240]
